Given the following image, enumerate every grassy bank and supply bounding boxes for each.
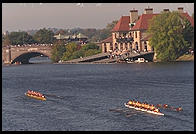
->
[176,54,194,61]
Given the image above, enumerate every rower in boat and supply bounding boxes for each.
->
[132,101,136,107]
[138,102,142,108]
[149,104,156,111]
[128,100,133,106]
[25,90,46,100]
[176,107,183,111]
[163,104,169,108]
[141,102,145,109]
[154,108,159,113]
[156,104,162,108]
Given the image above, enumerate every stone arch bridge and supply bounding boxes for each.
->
[2,45,53,64]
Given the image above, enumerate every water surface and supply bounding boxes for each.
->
[2,62,194,131]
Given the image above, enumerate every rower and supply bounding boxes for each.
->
[138,102,142,108]
[163,104,168,108]
[128,100,133,106]
[176,107,183,111]
[144,103,148,109]
[156,104,162,108]
[136,101,139,107]
[149,105,155,111]
[132,101,136,106]
[146,104,150,110]
[141,103,145,109]
[154,108,159,113]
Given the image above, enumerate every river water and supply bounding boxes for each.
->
[2,61,194,131]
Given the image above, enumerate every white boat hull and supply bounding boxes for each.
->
[124,103,164,116]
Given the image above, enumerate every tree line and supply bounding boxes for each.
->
[2,20,118,46]
[51,41,101,62]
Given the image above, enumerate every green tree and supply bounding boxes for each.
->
[81,43,99,51]
[33,28,55,44]
[147,11,193,62]
[182,18,194,49]
[62,42,78,61]
[51,40,66,62]
[8,31,35,45]
[84,49,101,57]
[106,20,118,31]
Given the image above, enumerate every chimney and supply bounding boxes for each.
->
[178,7,184,13]
[144,7,153,14]
[163,9,170,13]
[130,9,138,24]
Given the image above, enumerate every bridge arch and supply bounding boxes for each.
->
[11,51,52,64]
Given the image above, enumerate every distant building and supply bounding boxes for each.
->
[101,36,113,53]
[54,33,88,44]
[101,7,194,53]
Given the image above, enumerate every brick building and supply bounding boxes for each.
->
[101,7,194,53]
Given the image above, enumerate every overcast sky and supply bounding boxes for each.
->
[2,3,194,32]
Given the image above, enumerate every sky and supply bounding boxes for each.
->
[2,3,194,32]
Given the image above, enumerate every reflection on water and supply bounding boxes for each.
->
[29,56,52,64]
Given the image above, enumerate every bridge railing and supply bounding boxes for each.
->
[9,44,54,47]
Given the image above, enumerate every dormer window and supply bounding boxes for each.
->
[129,23,135,28]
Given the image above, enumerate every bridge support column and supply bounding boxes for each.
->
[3,46,12,64]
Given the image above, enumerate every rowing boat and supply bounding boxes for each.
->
[25,93,46,101]
[124,103,164,116]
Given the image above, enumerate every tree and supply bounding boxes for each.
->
[51,40,66,62]
[61,42,78,61]
[8,31,35,45]
[81,43,99,51]
[33,28,55,44]
[147,11,193,62]
[106,20,118,31]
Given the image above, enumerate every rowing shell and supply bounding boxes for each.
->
[124,103,164,116]
[25,93,46,101]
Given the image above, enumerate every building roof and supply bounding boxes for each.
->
[131,12,194,31]
[111,16,130,32]
[101,36,112,43]
[180,13,194,27]
[131,14,158,30]
[77,33,88,38]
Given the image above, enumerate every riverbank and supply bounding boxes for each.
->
[176,54,194,62]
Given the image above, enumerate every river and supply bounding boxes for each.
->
[2,61,194,131]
